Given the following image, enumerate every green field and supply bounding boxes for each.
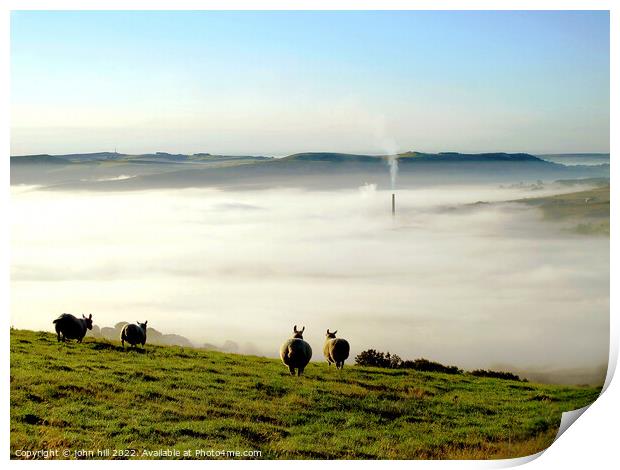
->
[10,329,600,460]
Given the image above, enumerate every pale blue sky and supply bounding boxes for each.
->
[11,10,610,156]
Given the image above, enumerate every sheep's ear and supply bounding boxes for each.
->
[326,329,330,335]
[88,314,92,319]
[301,326,305,333]
[293,325,298,333]
[82,314,86,319]
[333,330,337,335]
[144,321,148,326]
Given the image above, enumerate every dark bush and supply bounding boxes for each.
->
[401,358,462,375]
[470,369,525,382]
[355,350,527,379]
[355,350,462,375]
[354,349,401,369]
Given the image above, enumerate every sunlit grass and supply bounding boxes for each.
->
[10,329,600,459]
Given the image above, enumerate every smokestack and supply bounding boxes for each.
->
[392,193,395,216]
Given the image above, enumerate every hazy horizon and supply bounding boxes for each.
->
[11,10,609,156]
[9,149,613,158]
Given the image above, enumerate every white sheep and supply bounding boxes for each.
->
[120,321,148,349]
[323,329,350,369]
[280,325,312,376]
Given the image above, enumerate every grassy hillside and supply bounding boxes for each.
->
[516,185,610,235]
[10,329,599,460]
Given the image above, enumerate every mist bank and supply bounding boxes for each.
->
[11,183,609,386]
[10,151,609,191]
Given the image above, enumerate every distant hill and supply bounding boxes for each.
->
[276,151,546,164]
[10,154,70,165]
[396,151,544,162]
[58,152,124,162]
[10,150,610,191]
[10,152,272,164]
[10,150,551,165]
[279,152,383,163]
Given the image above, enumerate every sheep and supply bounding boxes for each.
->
[323,329,350,369]
[280,325,312,376]
[52,313,93,343]
[120,321,148,349]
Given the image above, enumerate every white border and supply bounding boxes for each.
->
[2,1,616,468]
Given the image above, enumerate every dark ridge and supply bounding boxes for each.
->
[277,151,547,164]
[396,152,545,162]
[10,155,70,165]
[59,151,124,158]
[10,152,272,163]
[279,152,382,163]
[10,151,548,164]
[11,149,610,191]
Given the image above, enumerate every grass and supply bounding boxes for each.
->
[10,329,600,460]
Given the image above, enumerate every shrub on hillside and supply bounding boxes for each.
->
[354,349,402,369]
[470,369,526,382]
[401,358,462,375]
[354,349,462,374]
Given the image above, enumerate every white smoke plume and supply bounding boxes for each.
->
[387,154,399,190]
[369,114,400,190]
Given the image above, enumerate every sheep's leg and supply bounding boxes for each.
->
[288,366,295,376]
[298,368,304,377]
[121,339,125,349]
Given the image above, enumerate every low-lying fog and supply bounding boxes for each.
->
[11,183,609,382]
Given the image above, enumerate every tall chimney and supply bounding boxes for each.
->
[392,193,395,216]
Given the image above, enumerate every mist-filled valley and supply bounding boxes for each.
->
[10,169,609,385]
